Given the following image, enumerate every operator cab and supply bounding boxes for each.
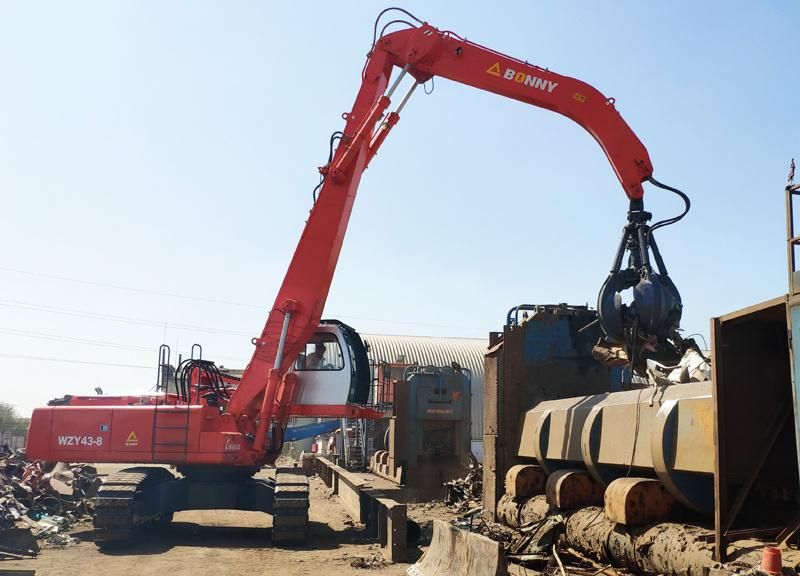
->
[292,320,371,406]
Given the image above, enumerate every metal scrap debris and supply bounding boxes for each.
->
[349,554,389,569]
[444,453,482,512]
[592,338,630,367]
[0,446,98,559]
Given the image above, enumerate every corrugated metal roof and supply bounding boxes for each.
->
[362,333,488,441]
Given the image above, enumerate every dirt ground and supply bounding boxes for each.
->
[2,468,437,576]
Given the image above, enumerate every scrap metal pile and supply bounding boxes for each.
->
[483,495,800,576]
[443,453,483,513]
[0,447,100,559]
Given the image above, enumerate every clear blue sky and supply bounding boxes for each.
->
[1,2,798,415]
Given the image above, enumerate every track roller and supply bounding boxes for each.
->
[272,467,309,545]
[93,466,174,547]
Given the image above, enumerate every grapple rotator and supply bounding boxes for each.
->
[597,181,689,369]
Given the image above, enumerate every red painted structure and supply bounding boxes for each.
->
[27,18,654,470]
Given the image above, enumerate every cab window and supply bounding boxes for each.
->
[295,334,345,371]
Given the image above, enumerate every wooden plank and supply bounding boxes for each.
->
[545,469,603,510]
[777,511,800,546]
[504,464,546,499]
[604,477,675,525]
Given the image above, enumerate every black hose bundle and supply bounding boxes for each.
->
[173,358,230,404]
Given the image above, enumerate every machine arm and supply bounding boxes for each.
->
[373,25,653,200]
[225,48,394,419]
[227,17,676,423]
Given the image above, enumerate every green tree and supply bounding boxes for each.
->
[0,402,28,438]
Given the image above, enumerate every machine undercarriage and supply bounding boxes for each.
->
[93,466,309,546]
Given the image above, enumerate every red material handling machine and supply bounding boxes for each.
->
[26,8,690,546]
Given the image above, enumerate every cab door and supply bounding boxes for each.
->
[292,326,353,405]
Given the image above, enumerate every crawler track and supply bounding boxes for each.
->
[272,468,309,545]
[93,467,173,547]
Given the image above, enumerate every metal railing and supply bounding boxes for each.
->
[786,159,800,295]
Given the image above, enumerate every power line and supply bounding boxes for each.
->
[0,266,263,309]
[0,267,485,332]
[0,328,153,352]
[0,294,484,334]
[0,327,250,363]
[0,298,252,336]
[0,353,154,370]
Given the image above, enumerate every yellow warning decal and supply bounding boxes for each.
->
[125,431,139,447]
[486,62,501,77]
